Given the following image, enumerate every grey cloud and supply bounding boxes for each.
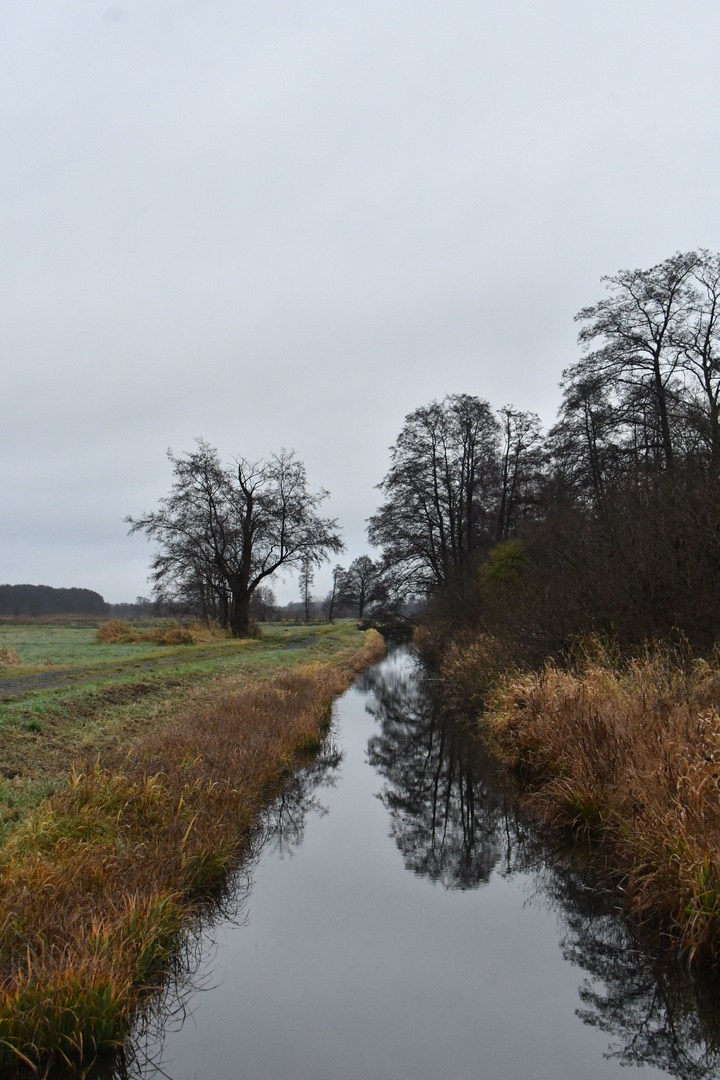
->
[2,0,719,600]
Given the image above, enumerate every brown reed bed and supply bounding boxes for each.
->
[452,638,720,967]
[0,629,384,1076]
[0,647,23,667]
[95,619,228,646]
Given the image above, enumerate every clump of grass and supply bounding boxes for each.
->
[0,629,384,1074]
[95,619,228,646]
[0,647,23,666]
[477,638,720,965]
[435,632,512,708]
[95,618,133,643]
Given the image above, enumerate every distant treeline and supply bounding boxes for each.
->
[0,584,108,617]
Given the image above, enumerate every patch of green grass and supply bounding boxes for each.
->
[0,619,356,676]
[0,621,365,844]
[0,622,160,671]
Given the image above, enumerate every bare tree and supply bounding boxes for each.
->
[127,440,343,637]
[548,372,623,503]
[339,555,384,618]
[298,554,315,623]
[675,250,720,470]
[368,395,501,593]
[570,252,699,472]
[323,563,345,622]
[496,407,544,540]
[250,584,277,622]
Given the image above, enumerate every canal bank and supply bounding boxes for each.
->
[0,627,384,1076]
[114,648,720,1080]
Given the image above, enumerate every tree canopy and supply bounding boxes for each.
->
[368,395,501,592]
[369,394,539,595]
[128,441,342,636]
[0,585,107,617]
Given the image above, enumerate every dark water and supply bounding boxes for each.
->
[118,648,720,1080]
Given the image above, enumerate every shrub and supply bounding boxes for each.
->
[149,625,194,645]
[96,619,136,644]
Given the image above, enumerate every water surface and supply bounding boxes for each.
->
[122,648,720,1080]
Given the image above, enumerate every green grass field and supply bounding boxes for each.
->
[0,619,364,845]
[0,618,338,673]
[0,620,166,669]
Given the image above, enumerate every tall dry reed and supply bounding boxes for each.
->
[0,630,383,1074]
[475,640,720,965]
[0,647,22,666]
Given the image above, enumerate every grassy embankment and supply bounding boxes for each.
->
[0,618,384,1074]
[434,632,720,967]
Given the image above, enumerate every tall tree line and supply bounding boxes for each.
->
[370,250,720,654]
[0,585,107,617]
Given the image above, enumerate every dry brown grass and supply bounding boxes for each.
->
[475,639,720,966]
[432,631,512,708]
[0,630,384,1074]
[95,619,228,646]
[0,647,23,666]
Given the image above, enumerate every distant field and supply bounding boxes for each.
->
[0,618,226,672]
[0,618,365,844]
[0,618,353,672]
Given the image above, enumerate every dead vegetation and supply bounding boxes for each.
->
[0,629,384,1074]
[95,619,229,646]
[460,638,720,966]
[0,648,23,667]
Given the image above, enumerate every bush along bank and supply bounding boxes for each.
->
[431,632,720,969]
[0,629,384,1075]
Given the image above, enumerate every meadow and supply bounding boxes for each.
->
[0,616,271,673]
[0,619,363,839]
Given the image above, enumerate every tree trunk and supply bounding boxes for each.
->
[231,591,251,637]
[653,363,674,471]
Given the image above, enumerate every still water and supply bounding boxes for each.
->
[122,648,720,1080]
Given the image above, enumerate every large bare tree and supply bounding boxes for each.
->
[368,395,500,593]
[569,252,699,472]
[339,555,384,618]
[128,440,343,636]
[675,250,720,470]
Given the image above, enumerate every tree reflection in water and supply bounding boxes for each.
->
[365,649,720,1079]
[547,864,720,1080]
[363,655,527,888]
[257,735,344,858]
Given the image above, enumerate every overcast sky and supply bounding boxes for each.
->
[2,0,720,603]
